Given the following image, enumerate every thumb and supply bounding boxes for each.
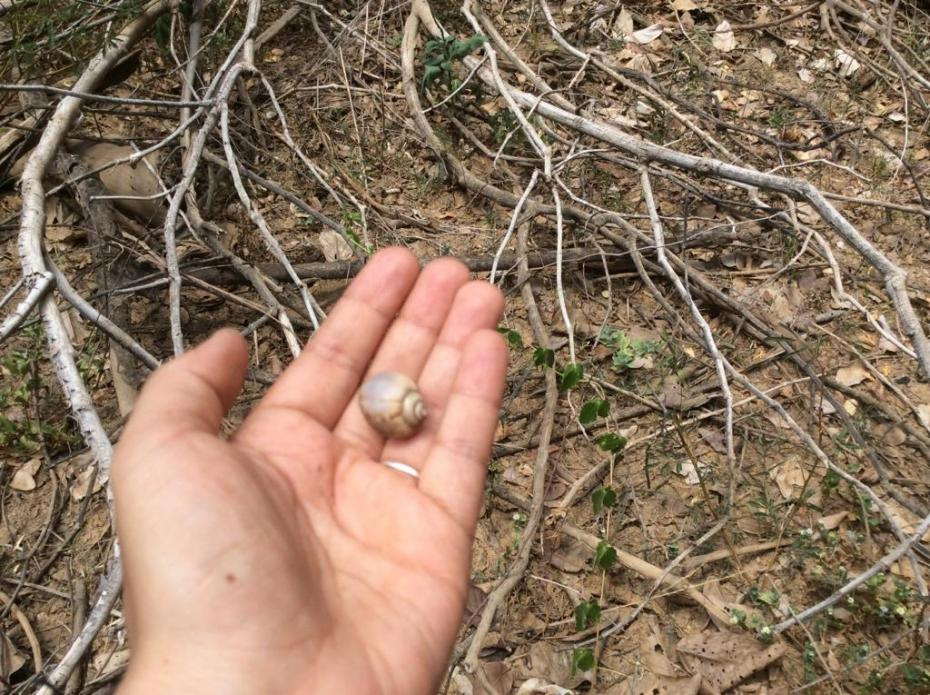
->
[120,329,249,445]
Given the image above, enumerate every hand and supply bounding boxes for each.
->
[113,248,507,694]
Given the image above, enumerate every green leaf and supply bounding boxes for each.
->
[450,34,487,59]
[153,14,172,52]
[574,599,601,631]
[422,64,442,88]
[593,540,618,571]
[559,362,584,390]
[596,433,627,453]
[580,398,609,424]
[496,327,523,349]
[533,347,555,368]
[757,589,780,606]
[571,647,595,675]
[592,486,618,514]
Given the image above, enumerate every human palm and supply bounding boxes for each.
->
[114,249,507,695]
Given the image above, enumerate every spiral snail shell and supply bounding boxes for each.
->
[359,372,427,439]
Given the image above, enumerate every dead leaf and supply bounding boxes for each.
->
[763,408,794,430]
[70,461,104,501]
[676,459,706,485]
[815,395,836,415]
[476,661,513,695]
[678,630,786,693]
[10,458,41,492]
[631,24,664,45]
[917,404,930,430]
[527,642,572,686]
[91,648,130,679]
[621,673,701,695]
[834,48,861,77]
[698,427,726,454]
[712,21,736,52]
[671,0,698,10]
[884,498,930,542]
[755,47,777,66]
[612,7,634,38]
[835,364,868,387]
[770,457,808,499]
[818,511,849,530]
[1,631,26,681]
[798,68,814,83]
[878,334,900,353]
[72,143,164,222]
[515,680,571,695]
[318,229,354,262]
[642,614,678,677]
[550,539,589,573]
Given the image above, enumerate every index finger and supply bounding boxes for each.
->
[250,247,420,428]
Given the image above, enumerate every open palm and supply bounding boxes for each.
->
[113,248,507,695]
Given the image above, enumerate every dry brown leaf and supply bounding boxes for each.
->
[834,48,861,77]
[671,0,698,10]
[73,143,164,222]
[642,614,678,677]
[818,511,849,530]
[770,457,808,499]
[698,427,726,454]
[550,539,589,573]
[917,403,930,430]
[91,648,130,679]
[631,24,664,44]
[515,680,571,695]
[70,461,105,501]
[712,21,736,52]
[872,423,906,446]
[10,457,41,492]
[527,642,572,686]
[617,673,700,695]
[702,577,742,631]
[677,630,786,693]
[835,364,869,387]
[476,661,514,695]
[676,459,708,486]
[755,47,777,66]
[1,631,26,681]
[612,7,634,38]
[318,229,354,262]
[884,498,930,542]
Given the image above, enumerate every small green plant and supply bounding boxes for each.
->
[422,33,486,90]
[574,599,601,630]
[593,540,618,571]
[598,326,662,370]
[496,327,524,349]
[0,323,78,453]
[558,362,584,390]
[571,647,594,675]
[580,398,609,424]
[532,346,555,368]
[596,432,626,453]
[592,486,618,514]
[768,106,789,131]
[747,586,780,608]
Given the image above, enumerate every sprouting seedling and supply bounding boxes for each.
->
[422,33,486,90]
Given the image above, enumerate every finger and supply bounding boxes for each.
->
[418,329,507,531]
[380,281,504,466]
[116,328,249,450]
[247,247,419,429]
[333,257,470,453]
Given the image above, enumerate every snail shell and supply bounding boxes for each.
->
[359,372,427,439]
